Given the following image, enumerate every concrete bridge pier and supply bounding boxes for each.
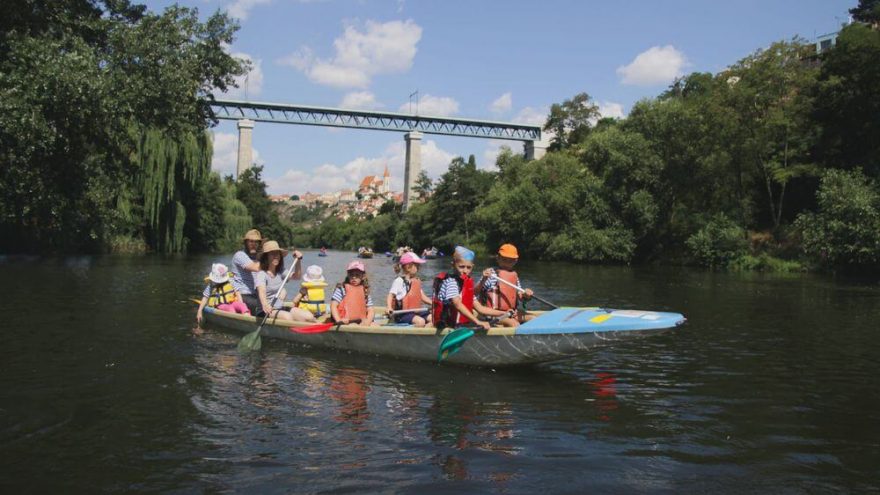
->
[403,131,423,211]
[236,119,255,180]
[525,139,548,161]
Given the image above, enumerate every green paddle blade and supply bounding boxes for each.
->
[238,327,262,352]
[437,328,475,362]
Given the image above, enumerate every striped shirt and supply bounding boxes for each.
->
[436,277,461,302]
[331,285,374,307]
[478,269,521,293]
[230,250,257,295]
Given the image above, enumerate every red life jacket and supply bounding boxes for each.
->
[432,271,474,329]
[338,283,368,321]
[482,268,520,311]
[394,277,424,310]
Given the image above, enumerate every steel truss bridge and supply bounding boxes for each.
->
[210,99,542,141]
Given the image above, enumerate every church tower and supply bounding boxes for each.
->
[382,164,391,194]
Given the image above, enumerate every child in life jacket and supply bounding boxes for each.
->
[432,246,491,331]
[196,263,251,324]
[385,252,432,326]
[478,243,536,327]
[291,264,325,321]
[330,260,376,326]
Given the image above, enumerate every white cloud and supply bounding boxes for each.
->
[278,20,422,89]
[489,92,513,114]
[512,106,548,126]
[226,0,272,20]
[617,45,689,86]
[597,101,625,120]
[221,52,263,99]
[267,139,456,194]
[211,131,262,177]
[398,94,459,117]
[339,91,382,110]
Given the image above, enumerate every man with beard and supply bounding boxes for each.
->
[232,229,302,315]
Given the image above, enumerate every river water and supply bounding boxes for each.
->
[1,251,878,492]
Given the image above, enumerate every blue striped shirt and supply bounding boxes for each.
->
[331,285,374,307]
[478,269,521,293]
[230,250,257,295]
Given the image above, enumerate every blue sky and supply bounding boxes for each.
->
[146,0,853,195]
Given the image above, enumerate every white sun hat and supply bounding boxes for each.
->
[303,264,325,282]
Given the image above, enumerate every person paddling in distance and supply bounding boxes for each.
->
[386,252,432,327]
[291,264,326,321]
[196,263,250,324]
[478,243,535,327]
[330,260,376,326]
[254,240,311,322]
[432,246,491,331]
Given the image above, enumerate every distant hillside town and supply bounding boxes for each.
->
[269,165,406,220]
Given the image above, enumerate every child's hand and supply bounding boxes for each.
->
[478,320,491,331]
[196,309,203,324]
[523,288,534,299]
[482,268,495,278]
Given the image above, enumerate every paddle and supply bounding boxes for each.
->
[390,307,429,315]
[438,327,475,362]
[290,319,362,334]
[238,256,300,352]
[490,274,558,309]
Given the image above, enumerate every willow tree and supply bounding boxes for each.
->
[136,128,212,253]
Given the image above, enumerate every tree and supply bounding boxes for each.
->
[723,40,820,230]
[543,92,600,151]
[850,0,880,25]
[428,155,494,248]
[412,170,433,200]
[236,166,292,245]
[813,23,880,178]
[795,169,880,268]
[0,1,247,252]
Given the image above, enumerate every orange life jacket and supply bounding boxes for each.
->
[483,269,520,311]
[395,277,424,310]
[338,283,368,321]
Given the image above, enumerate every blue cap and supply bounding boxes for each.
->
[454,246,475,262]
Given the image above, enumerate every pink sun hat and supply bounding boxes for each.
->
[346,260,366,272]
[399,252,426,265]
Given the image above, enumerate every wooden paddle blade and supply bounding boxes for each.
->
[237,328,262,352]
[437,328,475,362]
[290,322,335,334]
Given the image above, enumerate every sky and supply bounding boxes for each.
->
[145,0,854,195]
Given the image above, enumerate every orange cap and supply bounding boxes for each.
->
[498,243,519,259]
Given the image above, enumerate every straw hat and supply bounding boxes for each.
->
[259,240,288,259]
[303,265,325,282]
[242,229,263,241]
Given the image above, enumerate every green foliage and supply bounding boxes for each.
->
[795,169,880,268]
[236,166,292,245]
[476,152,635,262]
[0,1,246,253]
[543,92,600,151]
[728,254,804,273]
[850,0,880,23]
[813,23,880,178]
[686,214,748,267]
